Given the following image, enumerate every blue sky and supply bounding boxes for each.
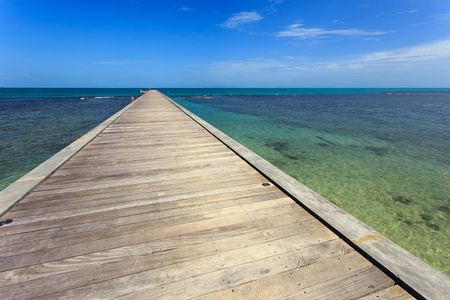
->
[1,0,449,87]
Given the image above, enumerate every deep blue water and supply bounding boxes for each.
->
[0,88,142,99]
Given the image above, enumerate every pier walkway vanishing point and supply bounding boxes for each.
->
[0,90,448,299]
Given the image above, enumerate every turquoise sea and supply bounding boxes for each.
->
[0,88,449,276]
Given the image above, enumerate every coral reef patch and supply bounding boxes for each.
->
[365,146,389,156]
[392,195,413,204]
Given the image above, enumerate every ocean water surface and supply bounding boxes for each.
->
[0,88,448,276]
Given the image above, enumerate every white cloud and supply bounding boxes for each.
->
[221,1,285,30]
[266,0,284,14]
[393,10,419,16]
[206,39,450,74]
[95,60,154,65]
[276,23,386,39]
[378,9,419,17]
[207,58,288,74]
[435,13,450,21]
[203,42,450,87]
[180,5,193,11]
[221,11,263,29]
[96,61,129,65]
[355,39,450,64]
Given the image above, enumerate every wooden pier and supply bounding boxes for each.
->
[0,90,448,299]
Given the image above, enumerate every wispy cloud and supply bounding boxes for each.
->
[206,39,450,74]
[221,0,284,30]
[435,12,450,21]
[377,9,419,17]
[207,58,288,74]
[96,61,129,65]
[411,12,450,26]
[179,5,193,11]
[221,11,264,29]
[276,23,386,39]
[291,39,450,70]
[266,0,284,14]
[354,39,450,65]
[393,9,419,16]
[95,60,154,65]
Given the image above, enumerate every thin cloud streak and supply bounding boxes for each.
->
[266,0,285,14]
[95,61,154,65]
[435,12,450,21]
[207,58,288,74]
[206,39,450,74]
[276,23,386,38]
[221,11,263,29]
[378,9,419,17]
[221,1,284,30]
[356,39,450,64]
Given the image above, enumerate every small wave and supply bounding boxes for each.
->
[94,96,113,99]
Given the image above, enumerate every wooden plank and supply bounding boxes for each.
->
[358,285,415,300]
[0,222,333,299]
[6,176,267,217]
[0,190,285,247]
[0,194,296,254]
[197,258,393,300]
[21,166,260,201]
[111,250,369,299]
[7,171,262,212]
[1,183,274,237]
[5,184,288,229]
[0,216,323,286]
[0,201,309,271]
[27,232,345,300]
[280,266,394,299]
[24,163,254,197]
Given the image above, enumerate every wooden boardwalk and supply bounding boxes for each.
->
[0,91,418,298]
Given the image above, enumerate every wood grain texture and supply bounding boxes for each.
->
[0,91,413,299]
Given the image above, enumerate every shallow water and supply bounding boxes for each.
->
[171,92,450,276]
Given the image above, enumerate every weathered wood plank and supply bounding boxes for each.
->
[0,215,323,286]
[358,285,415,300]
[21,165,259,200]
[7,171,262,212]
[0,196,298,257]
[0,201,308,271]
[0,184,276,237]
[114,250,369,299]
[1,224,336,299]
[0,189,286,247]
[6,176,267,217]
